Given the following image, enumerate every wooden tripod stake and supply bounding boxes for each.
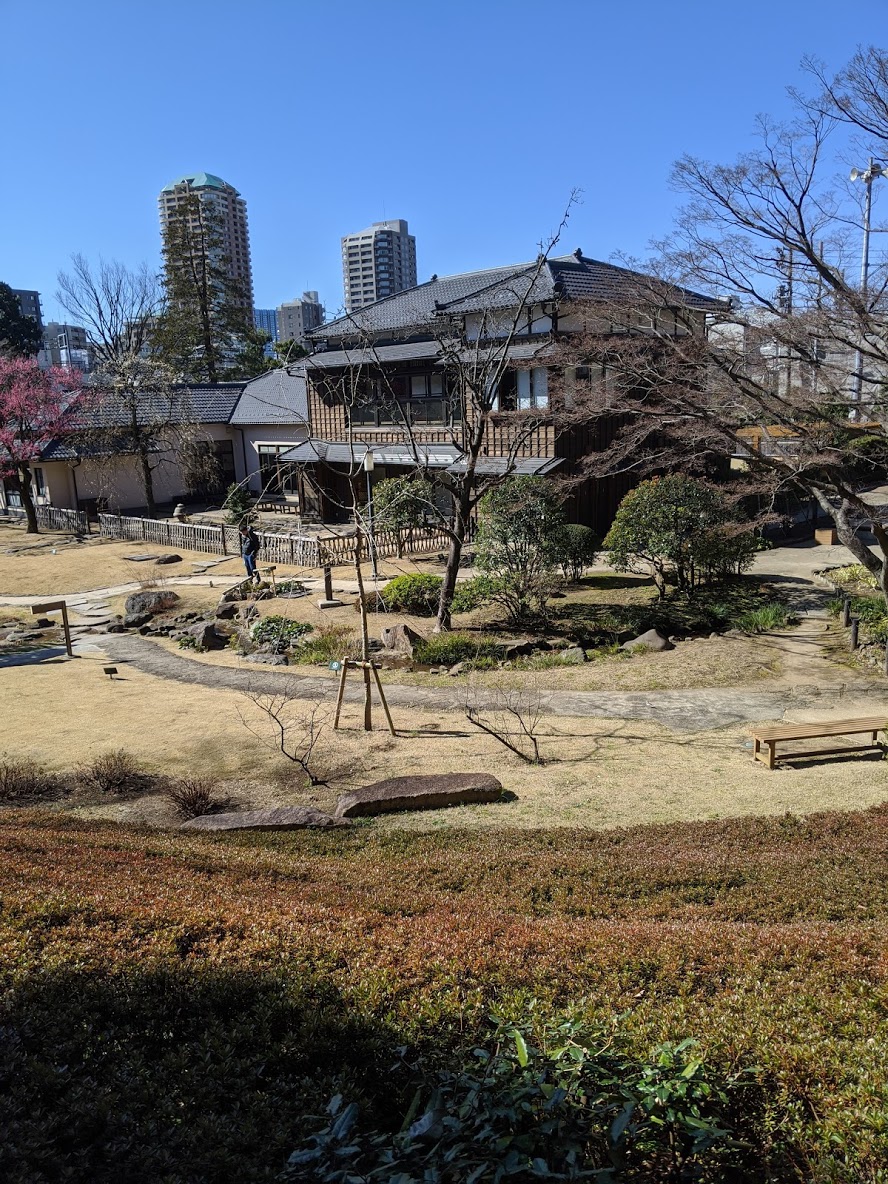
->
[332,659,396,735]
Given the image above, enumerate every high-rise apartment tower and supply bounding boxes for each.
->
[341,219,416,312]
[278,291,325,344]
[158,173,254,310]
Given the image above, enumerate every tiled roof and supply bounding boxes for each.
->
[39,383,245,461]
[310,254,722,344]
[278,438,559,476]
[229,369,308,425]
[304,340,444,369]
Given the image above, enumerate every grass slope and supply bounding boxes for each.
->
[2,808,887,1181]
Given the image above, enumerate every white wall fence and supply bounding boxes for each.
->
[5,505,90,533]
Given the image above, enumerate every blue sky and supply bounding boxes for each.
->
[3,0,885,322]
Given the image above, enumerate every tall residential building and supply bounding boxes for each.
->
[158,172,254,311]
[277,291,325,344]
[13,289,42,329]
[253,308,279,342]
[341,219,416,312]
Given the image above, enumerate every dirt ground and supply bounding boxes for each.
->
[0,523,454,598]
[2,649,886,831]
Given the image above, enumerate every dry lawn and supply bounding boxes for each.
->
[2,649,886,831]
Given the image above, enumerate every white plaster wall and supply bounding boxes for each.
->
[233,424,308,492]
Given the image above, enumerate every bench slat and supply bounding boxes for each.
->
[751,717,886,742]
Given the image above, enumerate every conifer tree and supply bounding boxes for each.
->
[155,190,251,382]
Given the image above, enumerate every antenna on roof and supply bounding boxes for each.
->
[429,274,438,282]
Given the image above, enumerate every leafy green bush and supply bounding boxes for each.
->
[372,476,437,556]
[451,574,499,614]
[177,635,205,652]
[604,477,758,599]
[381,573,442,615]
[285,1014,751,1183]
[222,482,254,526]
[476,477,566,623]
[553,523,600,581]
[412,632,501,666]
[276,579,308,597]
[250,616,313,652]
[735,603,797,633]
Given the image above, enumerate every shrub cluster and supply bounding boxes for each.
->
[3,807,888,1179]
[250,615,314,652]
[381,572,443,615]
[412,632,502,666]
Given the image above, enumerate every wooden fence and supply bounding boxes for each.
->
[97,513,460,568]
[98,513,323,567]
[5,505,90,533]
[317,525,458,564]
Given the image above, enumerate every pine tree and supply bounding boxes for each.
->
[155,190,251,383]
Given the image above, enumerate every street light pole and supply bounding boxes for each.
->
[850,158,888,415]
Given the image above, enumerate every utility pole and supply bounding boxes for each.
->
[849,159,888,417]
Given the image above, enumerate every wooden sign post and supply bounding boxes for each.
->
[31,599,73,657]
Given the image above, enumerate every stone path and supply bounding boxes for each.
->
[98,633,878,731]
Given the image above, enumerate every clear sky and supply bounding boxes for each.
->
[2,0,885,323]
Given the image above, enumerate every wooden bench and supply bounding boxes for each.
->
[750,717,887,769]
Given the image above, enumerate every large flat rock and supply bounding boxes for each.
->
[181,806,346,832]
[336,772,503,818]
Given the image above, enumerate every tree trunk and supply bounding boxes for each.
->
[810,486,886,597]
[16,466,39,534]
[352,526,373,730]
[435,502,469,633]
[137,443,157,519]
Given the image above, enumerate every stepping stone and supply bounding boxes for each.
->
[180,807,346,832]
[336,773,504,818]
[121,554,161,562]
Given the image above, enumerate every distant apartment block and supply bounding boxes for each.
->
[254,308,279,342]
[13,289,42,328]
[158,172,254,311]
[277,291,325,344]
[341,220,417,312]
[39,323,92,372]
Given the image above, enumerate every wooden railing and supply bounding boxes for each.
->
[5,505,90,533]
[317,523,467,564]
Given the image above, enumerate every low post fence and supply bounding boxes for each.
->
[5,505,89,533]
[98,512,321,567]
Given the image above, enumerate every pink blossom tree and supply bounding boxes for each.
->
[0,357,83,533]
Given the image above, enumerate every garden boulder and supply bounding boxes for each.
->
[621,628,674,653]
[187,622,228,650]
[380,623,425,655]
[124,589,181,616]
[336,772,503,818]
[181,806,346,832]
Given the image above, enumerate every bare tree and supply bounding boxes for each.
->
[57,254,161,364]
[57,254,214,517]
[463,675,545,765]
[238,687,332,785]
[555,48,888,603]
[301,199,580,633]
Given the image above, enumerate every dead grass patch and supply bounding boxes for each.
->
[1,651,885,831]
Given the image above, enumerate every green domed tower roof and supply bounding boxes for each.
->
[161,172,231,193]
